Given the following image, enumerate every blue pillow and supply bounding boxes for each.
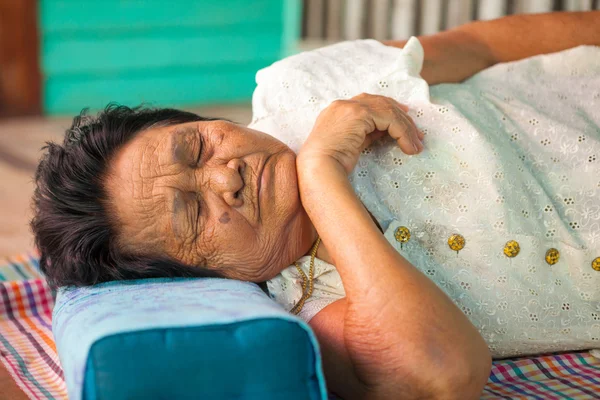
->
[52,277,327,400]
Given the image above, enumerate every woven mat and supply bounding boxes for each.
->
[1,254,599,400]
[0,253,67,399]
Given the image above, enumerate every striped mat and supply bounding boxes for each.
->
[0,252,67,399]
[1,254,599,400]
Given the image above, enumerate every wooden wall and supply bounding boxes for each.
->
[0,0,41,117]
[40,0,301,115]
[302,0,600,41]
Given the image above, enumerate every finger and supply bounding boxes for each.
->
[355,93,410,113]
[396,103,409,113]
[390,110,423,154]
[388,98,425,141]
[383,100,422,152]
[404,114,425,142]
[370,108,420,155]
[390,117,421,154]
[357,94,421,154]
[401,111,424,141]
[361,130,386,152]
[369,109,417,154]
[401,112,423,150]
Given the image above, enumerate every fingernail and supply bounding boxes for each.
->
[413,143,419,153]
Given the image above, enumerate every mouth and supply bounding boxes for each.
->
[256,154,271,217]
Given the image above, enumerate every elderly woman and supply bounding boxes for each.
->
[32,11,599,400]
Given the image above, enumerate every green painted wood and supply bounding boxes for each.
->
[40,0,302,115]
[43,31,282,75]
[44,66,264,115]
[40,0,283,34]
[282,0,303,57]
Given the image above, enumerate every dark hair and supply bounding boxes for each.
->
[31,104,225,288]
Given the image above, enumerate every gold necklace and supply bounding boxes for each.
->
[290,237,321,315]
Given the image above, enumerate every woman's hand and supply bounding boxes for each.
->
[296,94,492,400]
[297,93,424,175]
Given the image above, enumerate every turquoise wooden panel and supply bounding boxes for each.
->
[40,0,302,115]
[44,66,264,115]
[40,0,283,34]
[43,31,282,75]
[282,0,303,57]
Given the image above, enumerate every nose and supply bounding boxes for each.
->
[209,158,246,207]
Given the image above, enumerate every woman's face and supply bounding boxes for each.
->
[105,120,315,282]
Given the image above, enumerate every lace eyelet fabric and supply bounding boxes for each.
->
[258,38,600,358]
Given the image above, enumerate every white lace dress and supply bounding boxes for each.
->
[248,37,600,358]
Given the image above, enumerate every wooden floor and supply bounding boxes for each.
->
[0,104,252,398]
[0,366,29,400]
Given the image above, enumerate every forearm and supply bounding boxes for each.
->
[384,11,600,85]
[460,11,600,64]
[298,157,490,397]
[384,28,494,85]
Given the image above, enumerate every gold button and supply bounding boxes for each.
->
[503,240,520,258]
[592,257,600,271]
[394,226,411,243]
[448,234,465,254]
[545,248,560,265]
[394,226,410,249]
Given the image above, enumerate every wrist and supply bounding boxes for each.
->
[295,153,356,215]
[296,152,347,183]
[453,21,498,67]
[418,27,496,84]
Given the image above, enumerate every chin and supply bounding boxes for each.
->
[259,208,309,282]
[254,266,284,283]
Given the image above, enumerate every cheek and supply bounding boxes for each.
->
[197,212,258,264]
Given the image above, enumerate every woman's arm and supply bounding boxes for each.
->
[384,11,600,85]
[298,94,491,399]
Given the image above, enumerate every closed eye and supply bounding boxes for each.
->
[196,134,204,166]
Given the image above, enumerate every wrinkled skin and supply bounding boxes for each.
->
[105,120,316,281]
